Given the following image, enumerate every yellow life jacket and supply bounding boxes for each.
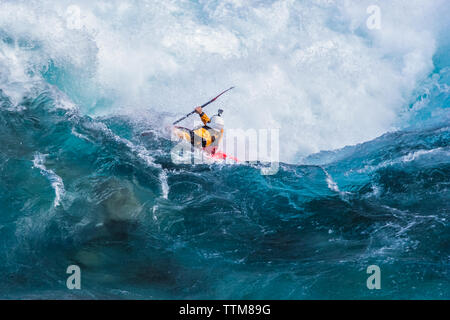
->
[193,127,222,148]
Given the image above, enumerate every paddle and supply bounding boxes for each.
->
[172,87,234,125]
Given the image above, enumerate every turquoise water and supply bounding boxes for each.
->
[0,1,449,299]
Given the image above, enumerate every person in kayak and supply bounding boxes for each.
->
[173,106,224,155]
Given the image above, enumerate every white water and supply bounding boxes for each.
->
[32,153,65,207]
[1,0,449,162]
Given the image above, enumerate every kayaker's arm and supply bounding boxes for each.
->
[195,107,210,125]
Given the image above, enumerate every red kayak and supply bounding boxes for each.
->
[209,150,239,163]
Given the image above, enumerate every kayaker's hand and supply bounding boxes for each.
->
[195,107,203,114]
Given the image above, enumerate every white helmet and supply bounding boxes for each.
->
[208,115,224,130]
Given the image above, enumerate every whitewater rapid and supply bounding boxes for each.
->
[1,0,449,161]
[0,0,449,300]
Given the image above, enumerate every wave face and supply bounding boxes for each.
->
[0,1,449,299]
